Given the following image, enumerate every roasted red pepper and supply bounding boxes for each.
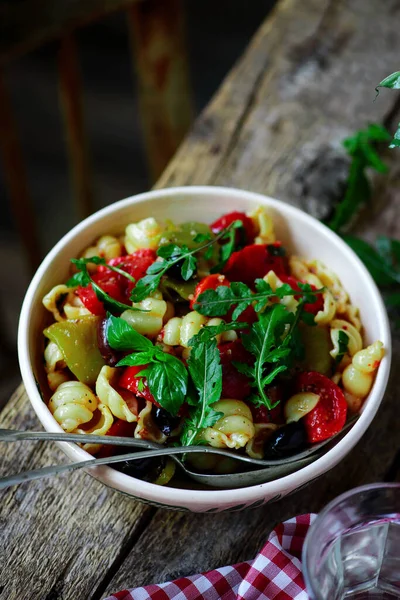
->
[280,275,324,315]
[77,272,124,316]
[223,243,287,287]
[190,273,230,310]
[103,249,157,301]
[97,418,136,458]
[118,365,159,406]
[297,371,347,443]
[210,211,256,245]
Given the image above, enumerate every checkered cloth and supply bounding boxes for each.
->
[105,514,316,600]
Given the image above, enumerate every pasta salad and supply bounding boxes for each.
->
[41,207,384,485]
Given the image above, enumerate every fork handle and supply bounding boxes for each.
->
[0,428,159,449]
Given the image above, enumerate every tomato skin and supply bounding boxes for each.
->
[250,385,285,424]
[77,272,124,316]
[190,273,230,310]
[118,365,159,406]
[210,211,256,245]
[218,340,253,400]
[223,244,287,287]
[105,249,156,301]
[297,371,347,443]
[97,418,136,458]
[279,275,324,315]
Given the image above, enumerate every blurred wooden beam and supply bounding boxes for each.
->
[0,0,143,66]
[58,35,94,220]
[128,0,194,181]
[0,72,41,272]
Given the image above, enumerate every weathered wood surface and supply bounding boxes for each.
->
[128,0,193,181]
[58,34,94,220]
[1,1,400,599]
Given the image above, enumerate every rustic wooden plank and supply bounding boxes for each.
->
[0,72,42,272]
[1,0,400,598]
[127,0,193,180]
[0,0,142,66]
[58,34,94,220]
[0,386,155,600]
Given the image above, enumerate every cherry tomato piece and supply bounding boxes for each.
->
[297,371,347,443]
[279,275,323,315]
[223,244,287,287]
[77,272,124,316]
[211,211,256,245]
[250,385,285,424]
[218,340,253,400]
[105,249,157,301]
[118,365,159,406]
[190,273,230,310]
[96,418,136,458]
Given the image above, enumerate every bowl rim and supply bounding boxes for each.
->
[18,185,392,507]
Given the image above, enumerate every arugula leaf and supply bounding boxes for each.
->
[211,219,244,272]
[180,334,223,446]
[327,125,391,233]
[66,260,143,315]
[187,321,248,344]
[237,301,308,410]
[335,330,349,366]
[130,222,238,303]
[238,304,294,409]
[194,279,322,319]
[106,314,153,352]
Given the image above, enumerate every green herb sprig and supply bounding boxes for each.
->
[210,219,244,272]
[130,222,238,303]
[65,257,144,315]
[194,279,323,320]
[106,314,188,415]
[327,124,391,233]
[234,301,309,410]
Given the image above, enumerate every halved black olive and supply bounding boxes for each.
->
[263,421,308,459]
[97,317,121,366]
[152,406,180,436]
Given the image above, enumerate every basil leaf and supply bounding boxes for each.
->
[147,357,188,416]
[116,353,154,367]
[107,314,153,352]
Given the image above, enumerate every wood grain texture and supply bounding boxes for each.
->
[1,0,400,598]
[0,387,155,600]
[58,35,94,220]
[127,0,193,180]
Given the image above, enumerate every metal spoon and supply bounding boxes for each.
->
[0,418,358,490]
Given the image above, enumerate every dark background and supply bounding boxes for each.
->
[0,0,276,404]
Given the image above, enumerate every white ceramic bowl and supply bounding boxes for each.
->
[18,186,391,512]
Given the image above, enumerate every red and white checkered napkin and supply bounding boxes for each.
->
[105,514,316,600]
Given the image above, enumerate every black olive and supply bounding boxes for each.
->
[152,406,180,436]
[97,317,121,366]
[114,455,165,482]
[263,421,308,459]
[166,259,199,281]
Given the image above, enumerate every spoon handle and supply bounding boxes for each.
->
[0,428,159,449]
